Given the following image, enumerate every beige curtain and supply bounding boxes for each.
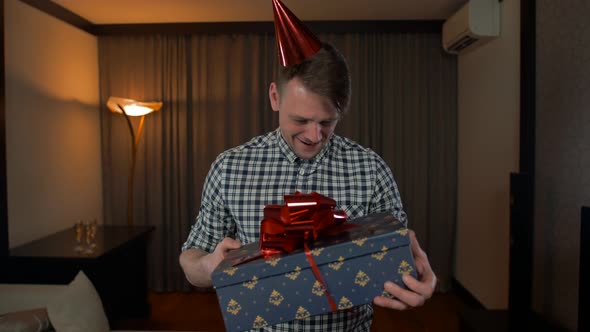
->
[98,31,456,292]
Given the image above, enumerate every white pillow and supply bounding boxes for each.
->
[0,308,52,332]
[47,271,110,332]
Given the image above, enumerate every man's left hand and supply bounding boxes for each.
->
[373,230,437,310]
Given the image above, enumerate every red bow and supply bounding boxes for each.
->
[258,192,348,312]
[259,192,347,253]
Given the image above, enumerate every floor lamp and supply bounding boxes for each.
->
[107,96,163,226]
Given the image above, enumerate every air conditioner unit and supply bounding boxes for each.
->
[442,0,501,54]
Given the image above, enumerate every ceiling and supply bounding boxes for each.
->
[50,0,467,25]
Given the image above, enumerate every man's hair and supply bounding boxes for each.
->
[276,43,351,114]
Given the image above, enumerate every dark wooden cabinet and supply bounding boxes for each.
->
[0,225,154,326]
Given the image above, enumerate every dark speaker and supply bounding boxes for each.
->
[580,206,589,332]
[508,172,534,319]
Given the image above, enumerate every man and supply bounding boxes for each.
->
[180,1,436,330]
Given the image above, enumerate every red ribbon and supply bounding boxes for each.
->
[259,192,349,312]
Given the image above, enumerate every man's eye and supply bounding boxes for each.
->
[320,121,333,127]
[296,119,307,124]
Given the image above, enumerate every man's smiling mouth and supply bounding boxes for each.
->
[299,139,317,147]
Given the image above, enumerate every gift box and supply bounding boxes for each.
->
[212,211,417,331]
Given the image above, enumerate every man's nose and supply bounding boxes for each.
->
[305,123,322,143]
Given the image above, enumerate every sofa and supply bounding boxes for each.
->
[0,270,186,332]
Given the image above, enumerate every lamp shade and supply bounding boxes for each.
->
[107,96,162,117]
[272,0,321,66]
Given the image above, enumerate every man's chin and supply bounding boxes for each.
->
[292,140,322,159]
[295,149,319,160]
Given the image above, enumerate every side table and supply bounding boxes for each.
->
[0,225,154,326]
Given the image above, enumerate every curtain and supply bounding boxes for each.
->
[98,31,456,292]
[324,33,458,289]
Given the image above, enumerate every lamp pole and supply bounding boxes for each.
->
[108,97,161,226]
[117,104,147,226]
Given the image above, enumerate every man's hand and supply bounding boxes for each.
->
[179,238,241,288]
[373,230,437,310]
[202,238,242,276]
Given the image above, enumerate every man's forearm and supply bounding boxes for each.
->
[179,248,216,288]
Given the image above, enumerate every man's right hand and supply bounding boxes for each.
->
[203,238,242,276]
[179,238,242,288]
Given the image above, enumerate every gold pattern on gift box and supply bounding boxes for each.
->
[265,257,281,267]
[312,280,326,296]
[242,276,259,289]
[226,299,242,315]
[285,266,302,280]
[338,296,354,310]
[395,228,409,236]
[398,260,414,276]
[328,256,345,271]
[269,290,285,306]
[353,237,368,246]
[311,247,324,256]
[355,271,370,287]
[253,316,268,329]
[371,246,389,261]
[295,306,311,320]
[223,267,238,276]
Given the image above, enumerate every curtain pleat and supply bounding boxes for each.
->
[98,31,456,292]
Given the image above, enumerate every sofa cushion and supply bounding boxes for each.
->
[47,271,110,332]
[0,307,53,332]
[0,284,67,314]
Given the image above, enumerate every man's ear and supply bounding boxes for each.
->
[269,82,280,112]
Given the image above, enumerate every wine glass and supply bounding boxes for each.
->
[73,221,84,252]
[89,219,97,249]
[83,222,94,255]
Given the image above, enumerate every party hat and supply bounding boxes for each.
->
[272,0,322,66]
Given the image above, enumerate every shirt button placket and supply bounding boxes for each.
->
[296,167,306,191]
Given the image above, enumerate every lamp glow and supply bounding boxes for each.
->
[107,96,162,116]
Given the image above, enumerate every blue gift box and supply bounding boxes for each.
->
[212,212,417,331]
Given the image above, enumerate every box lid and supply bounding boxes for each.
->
[212,212,410,288]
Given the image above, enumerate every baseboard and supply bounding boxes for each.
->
[451,277,486,310]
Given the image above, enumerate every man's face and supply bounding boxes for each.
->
[269,78,340,160]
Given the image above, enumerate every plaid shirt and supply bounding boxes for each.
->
[183,128,407,331]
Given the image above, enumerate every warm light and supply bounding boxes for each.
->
[107,96,162,117]
[120,104,155,116]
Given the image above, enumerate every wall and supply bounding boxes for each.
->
[455,0,520,309]
[534,1,590,330]
[4,0,101,248]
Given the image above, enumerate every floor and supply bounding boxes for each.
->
[116,290,467,332]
